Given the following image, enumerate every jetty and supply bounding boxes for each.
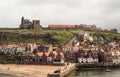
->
[47,63,76,77]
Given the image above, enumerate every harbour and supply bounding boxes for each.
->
[66,69,120,77]
[47,63,120,77]
[47,63,76,77]
[0,0,120,77]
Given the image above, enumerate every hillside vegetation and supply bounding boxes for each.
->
[0,29,120,46]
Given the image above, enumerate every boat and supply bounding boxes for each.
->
[105,68,111,72]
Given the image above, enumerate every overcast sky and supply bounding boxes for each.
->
[0,0,120,30]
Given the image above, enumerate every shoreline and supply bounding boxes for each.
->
[1,63,120,77]
[0,64,65,77]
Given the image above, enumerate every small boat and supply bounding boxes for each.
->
[105,68,111,72]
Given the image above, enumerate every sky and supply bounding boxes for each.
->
[0,0,120,30]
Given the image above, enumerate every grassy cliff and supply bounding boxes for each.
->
[0,30,75,46]
[0,29,120,46]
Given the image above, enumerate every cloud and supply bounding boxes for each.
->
[101,0,120,14]
[20,0,82,8]
[0,0,120,31]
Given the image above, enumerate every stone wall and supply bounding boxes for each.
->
[47,63,76,77]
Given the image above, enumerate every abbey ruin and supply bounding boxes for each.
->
[19,17,42,29]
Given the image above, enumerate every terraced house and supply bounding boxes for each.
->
[20,50,64,65]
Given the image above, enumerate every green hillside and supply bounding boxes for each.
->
[0,29,120,46]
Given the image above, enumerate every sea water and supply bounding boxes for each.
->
[66,69,120,77]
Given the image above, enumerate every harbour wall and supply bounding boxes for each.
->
[47,63,76,77]
[77,63,120,70]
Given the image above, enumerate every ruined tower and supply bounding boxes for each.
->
[19,17,42,29]
[21,16,24,25]
[33,20,42,29]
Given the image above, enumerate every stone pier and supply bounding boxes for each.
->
[47,63,76,77]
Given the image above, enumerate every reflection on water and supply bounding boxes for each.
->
[67,69,120,77]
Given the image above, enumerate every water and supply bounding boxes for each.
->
[67,69,120,77]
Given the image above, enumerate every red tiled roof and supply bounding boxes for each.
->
[37,52,43,57]
[45,52,50,57]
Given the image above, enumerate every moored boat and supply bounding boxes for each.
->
[105,69,111,72]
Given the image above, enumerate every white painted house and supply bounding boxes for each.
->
[78,58,87,63]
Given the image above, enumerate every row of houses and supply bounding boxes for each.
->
[63,40,120,64]
[62,31,120,64]
[0,43,36,54]
[63,46,99,63]
[99,46,120,64]
[62,32,99,63]
[20,50,64,65]
[1,42,119,64]
[0,43,65,64]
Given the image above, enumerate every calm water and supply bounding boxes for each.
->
[1,69,120,77]
[67,69,120,77]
